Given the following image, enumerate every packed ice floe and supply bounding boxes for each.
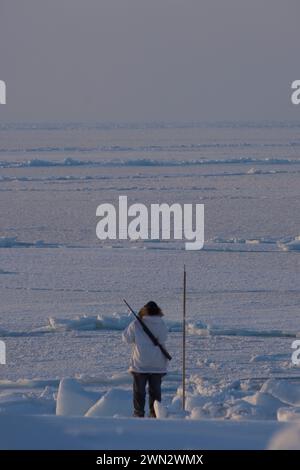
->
[35,313,182,333]
[1,312,299,346]
[2,234,300,254]
[32,313,299,339]
[1,156,300,170]
[0,368,300,448]
[1,375,300,428]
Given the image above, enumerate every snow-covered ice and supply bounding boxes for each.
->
[1,123,300,449]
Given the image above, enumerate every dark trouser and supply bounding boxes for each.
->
[132,373,164,418]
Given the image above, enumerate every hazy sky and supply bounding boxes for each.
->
[0,0,299,122]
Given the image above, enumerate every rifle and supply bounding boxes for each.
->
[123,299,172,361]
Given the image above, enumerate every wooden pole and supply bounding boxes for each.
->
[182,265,186,410]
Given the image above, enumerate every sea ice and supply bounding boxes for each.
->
[56,378,100,416]
[85,388,132,418]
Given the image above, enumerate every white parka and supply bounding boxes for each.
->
[122,316,168,374]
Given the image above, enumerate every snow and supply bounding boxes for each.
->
[268,425,300,450]
[0,378,60,390]
[0,389,55,416]
[0,414,290,450]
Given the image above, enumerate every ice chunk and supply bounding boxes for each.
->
[236,392,285,420]
[154,401,168,419]
[56,378,100,416]
[277,407,300,422]
[185,394,207,412]
[85,388,132,418]
[278,236,300,252]
[261,379,300,406]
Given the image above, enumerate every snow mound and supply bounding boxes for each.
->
[268,425,300,450]
[261,379,300,406]
[277,407,300,422]
[85,388,132,418]
[56,378,100,416]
